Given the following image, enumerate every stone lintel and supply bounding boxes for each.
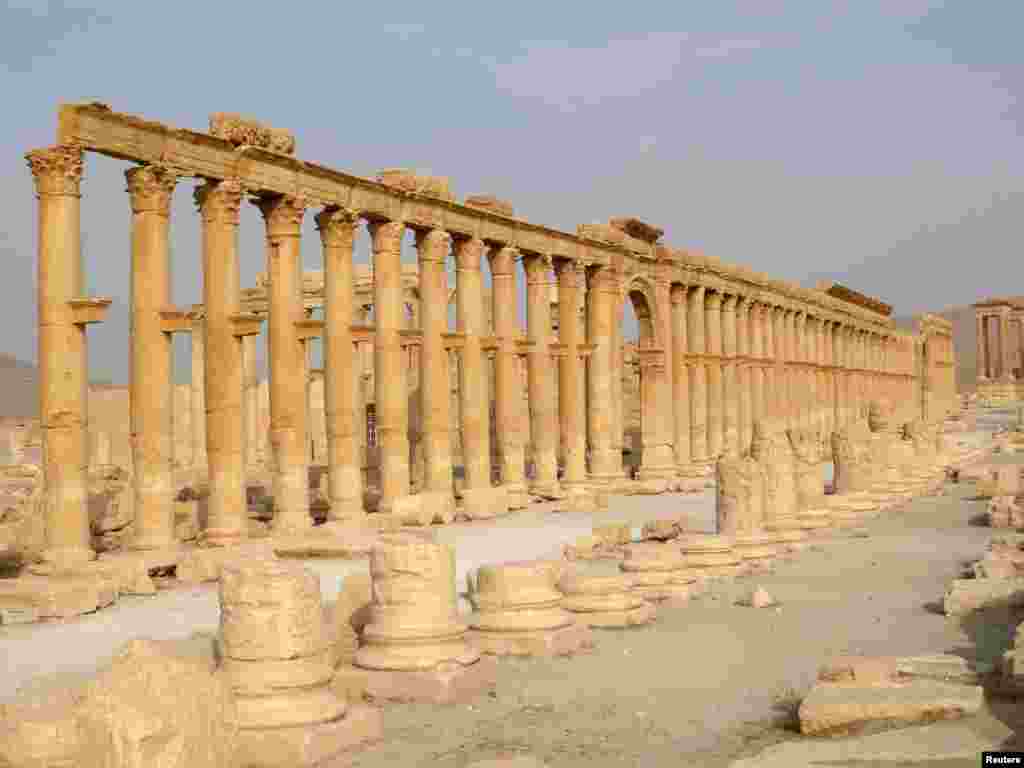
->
[158,308,194,333]
[294,317,323,340]
[228,312,264,338]
[68,296,112,325]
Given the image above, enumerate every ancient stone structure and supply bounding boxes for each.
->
[619,542,697,602]
[24,102,956,564]
[559,570,657,628]
[974,298,1024,404]
[677,533,743,579]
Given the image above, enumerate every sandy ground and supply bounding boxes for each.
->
[1,412,1018,767]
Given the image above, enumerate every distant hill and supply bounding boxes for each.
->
[0,353,39,418]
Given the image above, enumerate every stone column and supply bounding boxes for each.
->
[242,334,260,471]
[792,311,805,429]
[196,179,248,545]
[124,165,179,551]
[721,294,739,457]
[489,245,528,507]
[555,256,588,504]
[820,321,831,438]
[762,304,775,421]
[27,145,98,567]
[688,286,709,469]
[524,253,560,496]
[736,298,752,454]
[976,312,987,382]
[317,207,364,521]
[749,301,764,428]
[1002,309,1014,382]
[455,236,505,518]
[258,194,311,533]
[587,266,620,484]
[367,220,412,516]
[654,272,675,468]
[190,312,207,476]
[671,286,691,471]
[833,324,844,428]
[613,292,627,476]
[705,291,723,459]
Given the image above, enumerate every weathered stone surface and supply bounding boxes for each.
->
[739,586,776,608]
[468,756,548,768]
[943,576,1024,616]
[798,680,984,736]
[464,194,515,217]
[819,654,980,686]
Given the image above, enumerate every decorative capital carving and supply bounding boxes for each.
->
[415,228,452,264]
[453,236,485,270]
[315,206,360,247]
[522,252,553,283]
[705,292,722,311]
[367,219,405,253]
[487,244,518,275]
[126,164,177,215]
[194,178,244,225]
[257,193,308,237]
[721,294,738,312]
[26,144,84,197]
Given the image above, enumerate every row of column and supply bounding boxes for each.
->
[976,309,1022,382]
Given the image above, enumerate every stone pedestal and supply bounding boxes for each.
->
[787,426,832,532]
[354,537,495,703]
[467,560,593,656]
[218,557,379,766]
[559,571,657,628]
[620,543,696,603]
[678,534,744,578]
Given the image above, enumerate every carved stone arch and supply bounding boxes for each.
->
[621,272,660,348]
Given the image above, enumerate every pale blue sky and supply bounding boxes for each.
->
[2,1,1021,383]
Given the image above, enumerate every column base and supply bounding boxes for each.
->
[553,484,594,513]
[326,497,366,524]
[344,657,498,705]
[128,534,183,553]
[501,482,531,510]
[31,546,97,574]
[460,486,509,520]
[528,481,565,501]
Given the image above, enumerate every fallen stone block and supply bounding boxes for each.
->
[943,577,1024,616]
[818,655,980,686]
[798,680,984,736]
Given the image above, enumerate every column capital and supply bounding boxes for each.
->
[452,235,485,269]
[256,193,308,237]
[414,228,452,264]
[721,294,738,311]
[706,291,722,310]
[315,206,360,247]
[367,219,404,252]
[26,144,84,197]
[487,244,519,275]
[522,251,553,282]
[670,284,687,305]
[126,164,177,215]
[194,178,244,225]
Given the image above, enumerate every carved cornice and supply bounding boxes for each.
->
[26,144,84,196]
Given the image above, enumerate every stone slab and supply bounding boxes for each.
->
[0,605,39,624]
[348,656,498,705]
[466,621,595,657]
[230,702,383,768]
[819,654,981,686]
[729,717,1013,767]
[798,680,984,736]
[272,526,381,559]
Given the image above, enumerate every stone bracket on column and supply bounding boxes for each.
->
[229,312,264,338]
[158,308,193,334]
[294,317,323,340]
[514,339,534,358]
[68,297,112,325]
[638,347,666,371]
[441,331,465,351]
[399,329,423,349]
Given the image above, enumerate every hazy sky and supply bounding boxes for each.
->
[2,0,1021,384]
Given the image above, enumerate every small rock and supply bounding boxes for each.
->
[742,586,777,608]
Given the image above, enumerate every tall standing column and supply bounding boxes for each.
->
[258,194,311,532]
[367,220,411,516]
[654,272,675,471]
[1002,309,1014,383]
[555,256,589,504]
[721,294,739,457]
[833,325,844,428]
[671,286,691,472]
[190,312,207,476]
[688,285,709,471]
[242,334,260,471]
[792,311,805,429]
[455,236,505,518]
[28,145,97,567]
[749,301,764,427]
[587,266,619,484]
[196,179,247,545]
[524,253,560,497]
[317,207,364,521]
[126,164,178,551]
[762,304,775,422]
[976,312,988,382]
[489,245,528,508]
[735,298,752,453]
[705,291,723,459]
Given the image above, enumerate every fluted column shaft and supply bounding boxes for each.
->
[688,286,709,465]
[242,334,260,470]
[721,294,739,456]
[524,253,559,493]
[27,145,93,565]
[489,245,527,500]
[671,286,691,469]
[126,165,177,551]
[318,208,363,520]
[197,180,247,544]
[555,257,587,489]
[705,292,723,458]
[190,315,207,473]
[587,267,619,480]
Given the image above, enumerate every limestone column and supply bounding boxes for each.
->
[653,272,675,468]
[27,145,97,566]
[258,194,311,532]
[772,308,786,423]
[976,312,987,382]
[524,253,559,496]
[489,245,528,506]
[587,266,620,484]
[821,321,832,438]
[792,310,805,429]
[195,179,250,545]
[721,294,739,457]
[735,298,752,453]
[1002,309,1014,383]
[762,304,775,421]
[688,286,709,468]
[613,290,627,477]
[316,207,364,521]
[367,220,411,516]
[126,165,178,551]
[705,292,723,459]
[242,334,260,470]
[670,286,691,471]
[749,301,764,427]
[190,312,207,475]
[833,324,844,428]
[555,257,588,498]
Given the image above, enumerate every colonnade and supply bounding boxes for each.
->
[975,299,1024,403]
[28,104,952,565]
